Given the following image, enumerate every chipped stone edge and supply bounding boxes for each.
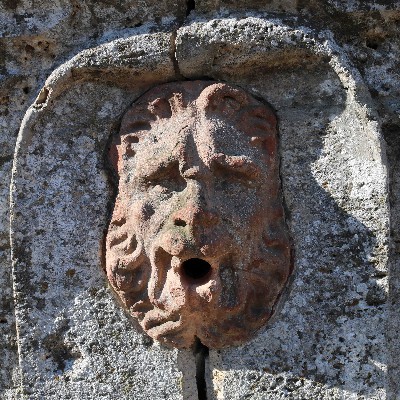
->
[8,16,391,397]
[175,16,390,395]
[9,30,179,397]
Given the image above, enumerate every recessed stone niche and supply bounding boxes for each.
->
[106,80,292,349]
[10,18,389,399]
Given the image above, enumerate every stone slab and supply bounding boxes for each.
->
[9,32,194,399]
[7,13,394,400]
[176,17,390,399]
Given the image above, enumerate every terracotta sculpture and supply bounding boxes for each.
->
[106,81,292,348]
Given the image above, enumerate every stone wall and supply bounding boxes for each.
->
[1,1,399,399]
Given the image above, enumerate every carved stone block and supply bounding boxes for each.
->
[106,81,292,348]
[9,18,391,398]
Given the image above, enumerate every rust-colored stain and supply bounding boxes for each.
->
[106,81,292,348]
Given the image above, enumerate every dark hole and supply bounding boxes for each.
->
[366,38,380,50]
[25,44,35,53]
[142,203,155,220]
[186,0,195,16]
[126,135,139,144]
[181,258,211,281]
[174,218,186,227]
[113,217,126,227]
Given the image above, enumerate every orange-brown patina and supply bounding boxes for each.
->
[106,81,292,348]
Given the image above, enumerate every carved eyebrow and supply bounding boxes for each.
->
[211,154,261,180]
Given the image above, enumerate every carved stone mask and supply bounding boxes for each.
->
[106,81,292,349]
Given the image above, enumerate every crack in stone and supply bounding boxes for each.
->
[170,0,197,79]
[194,338,209,400]
[186,0,196,16]
[170,29,183,79]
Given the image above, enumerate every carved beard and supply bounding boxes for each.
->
[105,199,291,349]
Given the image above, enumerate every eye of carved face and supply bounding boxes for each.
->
[106,81,292,349]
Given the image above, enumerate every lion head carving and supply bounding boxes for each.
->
[106,81,292,349]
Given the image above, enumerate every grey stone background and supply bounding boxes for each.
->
[1,1,399,399]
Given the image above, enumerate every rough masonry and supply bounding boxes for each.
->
[1,1,399,399]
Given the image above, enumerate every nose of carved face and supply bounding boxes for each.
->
[172,204,220,229]
[158,203,230,260]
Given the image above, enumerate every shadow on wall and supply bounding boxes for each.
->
[10,71,388,398]
[206,71,388,398]
[383,119,400,400]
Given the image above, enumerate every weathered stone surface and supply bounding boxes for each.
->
[1,1,399,399]
[177,18,389,399]
[9,33,192,399]
[0,4,187,395]
[0,0,187,38]
[107,81,292,349]
[0,177,19,400]
[193,0,399,14]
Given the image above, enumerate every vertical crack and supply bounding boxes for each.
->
[194,337,209,400]
[186,0,196,16]
[169,30,183,79]
[174,0,196,78]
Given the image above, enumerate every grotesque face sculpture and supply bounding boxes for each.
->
[106,81,292,349]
